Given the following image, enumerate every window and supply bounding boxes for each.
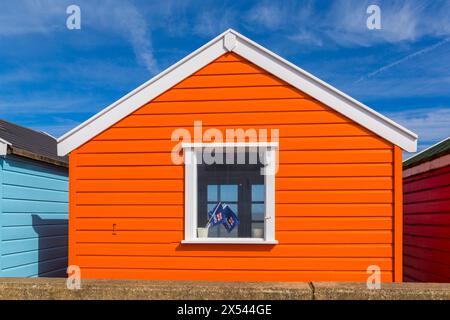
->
[182,143,277,244]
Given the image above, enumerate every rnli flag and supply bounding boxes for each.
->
[222,205,239,233]
[207,202,224,227]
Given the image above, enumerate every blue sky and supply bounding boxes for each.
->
[0,0,449,157]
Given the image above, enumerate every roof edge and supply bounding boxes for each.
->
[57,28,418,155]
[8,146,68,168]
[229,29,418,151]
[57,29,231,156]
[403,136,450,169]
[0,137,11,156]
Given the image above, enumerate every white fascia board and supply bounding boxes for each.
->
[57,30,230,156]
[57,28,418,155]
[0,138,11,156]
[231,30,418,152]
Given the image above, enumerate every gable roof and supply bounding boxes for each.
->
[57,29,418,155]
[0,119,67,167]
[403,136,450,169]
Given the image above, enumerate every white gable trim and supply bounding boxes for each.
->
[0,138,11,156]
[57,29,418,155]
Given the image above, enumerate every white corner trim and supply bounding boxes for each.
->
[182,142,279,149]
[0,138,11,156]
[57,28,418,155]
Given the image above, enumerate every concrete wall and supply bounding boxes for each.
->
[0,278,449,300]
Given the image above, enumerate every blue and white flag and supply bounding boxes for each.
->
[222,205,239,233]
[207,202,224,227]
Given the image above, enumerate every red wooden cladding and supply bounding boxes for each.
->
[403,164,450,282]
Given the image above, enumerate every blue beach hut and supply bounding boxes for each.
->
[0,119,68,277]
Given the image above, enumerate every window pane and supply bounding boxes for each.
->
[251,222,265,238]
[220,185,238,202]
[207,202,218,212]
[251,204,264,221]
[207,185,218,202]
[252,184,265,202]
[197,156,265,239]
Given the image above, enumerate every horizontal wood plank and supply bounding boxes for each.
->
[96,123,370,140]
[78,268,393,282]
[75,242,392,258]
[74,255,393,271]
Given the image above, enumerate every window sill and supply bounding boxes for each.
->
[181,238,278,244]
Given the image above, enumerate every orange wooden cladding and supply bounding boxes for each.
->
[73,203,392,218]
[69,52,401,282]
[78,269,394,282]
[75,243,393,258]
[174,74,287,88]
[154,86,307,101]
[74,256,393,271]
[135,99,329,114]
[75,150,393,166]
[74,230,392,245]
[75,217,392,231]
[114,111,349,127]
[74,177,391,192]
[79,137,390,153]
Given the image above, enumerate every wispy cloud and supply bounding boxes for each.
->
[355,37,450,83]
[0,0,64,36]
[0,0,159,74]
[108,2,158,74]
[242,0,450,48]
[387,107,450,151]
[246,1,289,30]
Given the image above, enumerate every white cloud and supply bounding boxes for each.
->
[246,2,286,30]
[108,2,158,74]
[245,0,450,48]
[0,0,159,74]
[0,0,64,36]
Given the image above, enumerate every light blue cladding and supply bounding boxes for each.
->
[0,154,68,277]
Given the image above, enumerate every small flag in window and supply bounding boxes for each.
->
[207,202,224,227]
[222,205,239,233]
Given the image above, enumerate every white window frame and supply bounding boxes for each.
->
[181,142,278,244]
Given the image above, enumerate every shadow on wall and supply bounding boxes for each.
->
[32,215,68,277]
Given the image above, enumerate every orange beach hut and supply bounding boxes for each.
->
[57,30,418,282]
